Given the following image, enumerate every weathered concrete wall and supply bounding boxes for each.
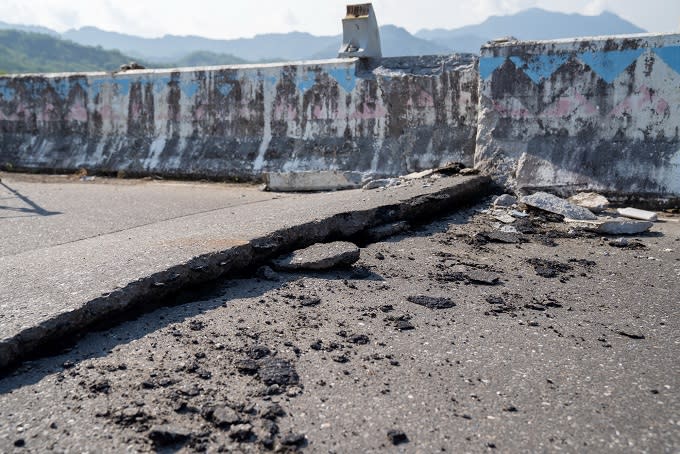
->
[476,33,680,202]
[0,55,478,180]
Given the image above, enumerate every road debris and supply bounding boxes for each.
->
[566,218,654,235]
[520,192,597,221]
[387,429,409,445]
[273,241,360,271]
[617,207,659,222]
[363,178,401,190]
[568,192,610,213]
[406,295,456,309]
[493,194,517,207]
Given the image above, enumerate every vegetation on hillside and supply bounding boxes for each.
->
[0,29,143,73]
[0,30,251,74]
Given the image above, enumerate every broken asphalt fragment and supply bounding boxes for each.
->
[614,330,646,340]
[521,192,597,221]
[363,178,401,190]
[493,194,517,207]
[494,212,516,224]
[258,358,300,386]
[568,192,610,213]
[617,207,658,222]
[273,241,360,271]
[148,425,192,447]
[406,295,456,309]
[402,162,466,180]
[387,429,409,445]
[479,231,522,244]
[566,218,653,235]
[463,270,501,285]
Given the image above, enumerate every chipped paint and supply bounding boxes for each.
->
[0,56,477,180]
[577,49,645,83]
[479,57,506,80]
[509,54,569,83]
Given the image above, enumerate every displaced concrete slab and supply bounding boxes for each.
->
[568,192,610,214]
[273,241,360,271]
[521,192,597,221]
[566,218,654,235]
[617,207,659,222]
[0,174,490,369]
[264,171,363,192]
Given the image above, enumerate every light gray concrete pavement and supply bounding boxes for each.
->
[0,173,285,258]
[0,172,490,369]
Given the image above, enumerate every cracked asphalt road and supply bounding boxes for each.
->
[1,201,679,453]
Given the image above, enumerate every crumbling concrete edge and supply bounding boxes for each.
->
[0,175,491,371]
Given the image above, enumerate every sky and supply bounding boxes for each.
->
[0,0,678,39]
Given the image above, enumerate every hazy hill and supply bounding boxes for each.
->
[62,27,339,62]
[61,25,448,62]
[0,20,60,37]
[172,51,247,67]
[0,29,143,74]
[0,30,249,74]
[416,8,646,53]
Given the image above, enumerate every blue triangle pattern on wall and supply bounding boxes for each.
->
[653,46,680,75]
[509,54,569,84]
[577,49,645,83]
[328,67,358,93]
[297,70,317,93]
[479,57,506,80]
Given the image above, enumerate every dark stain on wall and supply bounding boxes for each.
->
[0,55,478,180]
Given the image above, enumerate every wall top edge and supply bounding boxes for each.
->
[481,32,680,53]
[0,54,482,81]
[0,57,361,80]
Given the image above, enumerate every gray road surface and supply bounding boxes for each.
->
[0,197,678,452]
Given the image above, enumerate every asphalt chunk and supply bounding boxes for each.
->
[258,358,299,386]
[148,425,191,447]
[407,295,456,309]
[387,429,409,445]
[526,258,573,278]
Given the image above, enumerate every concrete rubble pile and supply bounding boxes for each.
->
[483,191,659,237]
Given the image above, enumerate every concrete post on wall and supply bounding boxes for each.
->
[476,33,680,204]
[0,55,478,181]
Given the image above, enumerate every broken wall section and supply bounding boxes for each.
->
[475,33,680,204]
[0,55,478,180]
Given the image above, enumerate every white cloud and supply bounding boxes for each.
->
[0,0,677,38]
[583,0,607,15]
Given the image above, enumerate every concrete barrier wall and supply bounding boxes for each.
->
[0,55,478,180]
[476,33,680,202]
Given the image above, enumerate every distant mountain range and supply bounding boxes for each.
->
[416,8,646,53]
[0,8,647,74]
[0,20,60,37]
